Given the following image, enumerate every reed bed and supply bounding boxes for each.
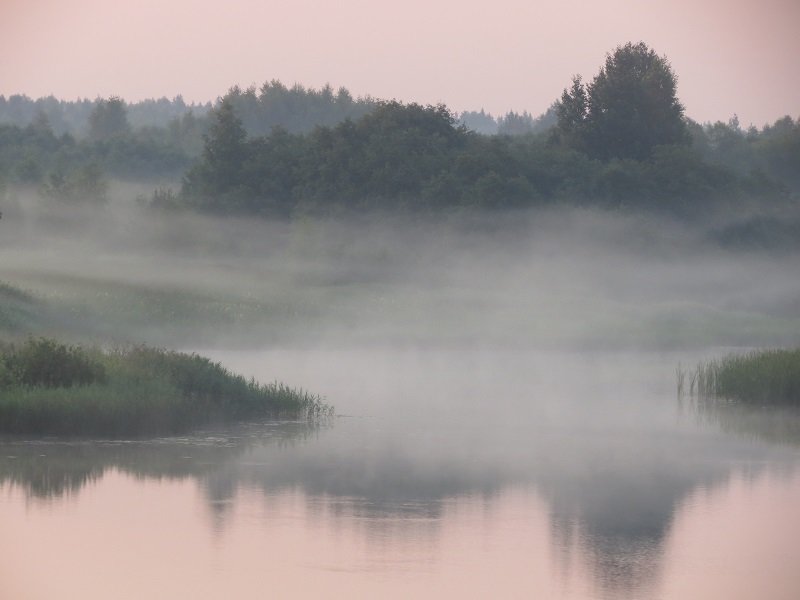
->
[679,348,800,406]
[0,338,331,436]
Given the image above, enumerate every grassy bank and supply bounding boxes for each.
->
[0,338,331,436]
[682,348,800,406]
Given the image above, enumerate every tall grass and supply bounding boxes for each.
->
[680,348,800,406]
[0,338,332,436]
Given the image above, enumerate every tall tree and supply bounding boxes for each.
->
[557,43,689,160]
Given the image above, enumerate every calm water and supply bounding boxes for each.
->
[2,348,799,600]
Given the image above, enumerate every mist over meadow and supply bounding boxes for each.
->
[2,183,799,353]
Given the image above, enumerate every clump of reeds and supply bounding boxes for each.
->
[678,348,800,406]
[0,338,332,436]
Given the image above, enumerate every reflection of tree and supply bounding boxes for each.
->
[537,433,723,597]
[531,410,799,598]
[0,421,319,500]
[690,397,800,448]
[0,445,105,498]
[2,409,798,598]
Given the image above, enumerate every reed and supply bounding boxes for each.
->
[0,338,331,436]
[681,348,800,406]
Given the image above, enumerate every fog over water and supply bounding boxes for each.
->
[1,188,800,599]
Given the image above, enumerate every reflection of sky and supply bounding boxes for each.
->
[1,361,799,599]
[1,451,799,599]
[1,0,798,125]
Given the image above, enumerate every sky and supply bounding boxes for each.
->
[1,0,798,126]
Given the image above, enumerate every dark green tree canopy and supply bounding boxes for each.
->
[557,42,689,160]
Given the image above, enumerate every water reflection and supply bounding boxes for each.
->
[2,399,799,599]
[0,420,317,500]
[687,396,800,448]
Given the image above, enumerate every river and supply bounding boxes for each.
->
[2,347,799,599]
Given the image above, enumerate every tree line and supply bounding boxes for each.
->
[176,43,796,217]
[1,44,798,214]
[0,98,197,203]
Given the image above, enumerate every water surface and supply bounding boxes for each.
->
[2,348,799,599]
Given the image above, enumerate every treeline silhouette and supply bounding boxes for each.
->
[0,94,211,137]
[177,98,791,217]
[176,43,799,216]
[1,45,798,215]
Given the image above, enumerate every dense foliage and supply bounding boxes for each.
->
[1,45,798,213]
[555,42,689,160]
[689,115,800,192]
[222,81,376,136]
[0,82,382,199]
[0,339,330,436]
[459,106,558,136]
[178,96,788,217]
[0,106,193,195]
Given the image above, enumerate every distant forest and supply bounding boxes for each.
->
[0,82,556,139]
[1,43,798,217]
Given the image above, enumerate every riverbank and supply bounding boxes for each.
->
[0,338,330,437]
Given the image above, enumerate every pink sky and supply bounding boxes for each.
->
[1,0,798,126]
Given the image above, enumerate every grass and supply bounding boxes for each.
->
[0,338,331,437]
[0,281,44,334]
[680,348,800,406]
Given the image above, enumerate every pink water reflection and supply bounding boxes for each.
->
[2,466,799,599]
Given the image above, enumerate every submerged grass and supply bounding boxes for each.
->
[680,348,800,406]
[0,338,331,436]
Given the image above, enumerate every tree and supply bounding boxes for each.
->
[181,99,248,209]
[88,96,130,141]
[201,99,247,183]
[42,163,108,204]
[497,111,535,136]
[556,76,589,151]
[557,42,689,160]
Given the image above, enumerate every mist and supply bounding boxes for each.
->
[2,182,799,352]
[3,180,800,599]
